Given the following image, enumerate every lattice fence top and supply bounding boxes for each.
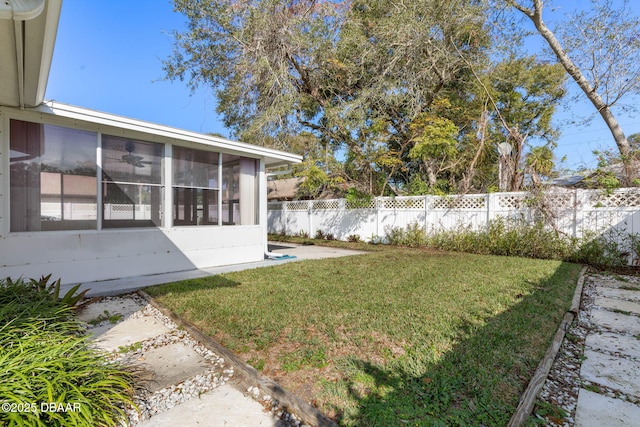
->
[589,190,640,208]
[267,188,640,211]
[313,200,341,210]
[431,195,486,210]
[497,194,526,209]
[379,197,426,210]
[346,198,376,209]
[543,193,574,210]
[286,201,310,211]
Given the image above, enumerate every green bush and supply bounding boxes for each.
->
[384,222,428,247]
[347,234,361,243]
[0,278,137,427]
[569,229,633,268]
[387,217,638,268]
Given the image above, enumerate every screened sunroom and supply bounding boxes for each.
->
[0,102,301,285]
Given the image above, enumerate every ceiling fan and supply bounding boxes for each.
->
[113,141,153,168]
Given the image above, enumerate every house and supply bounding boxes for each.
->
[267,177,306,201]
[0,1,301,285]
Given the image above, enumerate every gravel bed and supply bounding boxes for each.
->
[82,294,305,426]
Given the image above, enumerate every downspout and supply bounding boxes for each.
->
[265,251,288,259]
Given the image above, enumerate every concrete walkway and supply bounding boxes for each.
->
[64,242,368,298]
[574,274,640,426]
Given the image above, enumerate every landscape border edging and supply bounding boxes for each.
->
[507,265,588,427]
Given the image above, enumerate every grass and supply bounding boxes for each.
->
[87,309,124,326]
[145,245,582,426]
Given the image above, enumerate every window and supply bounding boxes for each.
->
[172,147,219,225]
[9,119,261,232]
[10,120,97,231]
[222,154,258,225]
[102,136,164,228]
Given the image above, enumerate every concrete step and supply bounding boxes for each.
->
[575,388,640,427]
[590,309,640,336]
[137,343,214,393]
[596,286,640,303]
[135,384,280,427]
[594,296,640,316]
[585,332,640,360]
[580,349,640,397]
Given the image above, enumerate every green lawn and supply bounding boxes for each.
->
[145,245,582,426]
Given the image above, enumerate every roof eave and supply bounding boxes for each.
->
[0,0,62,108]
[25,101,302,165]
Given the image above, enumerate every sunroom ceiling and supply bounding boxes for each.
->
[0,0,61,108]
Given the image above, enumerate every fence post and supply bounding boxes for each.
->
[338,199,347,240]
[424,195,429,231]
[308,202,313,238]
[281,202,287,235]
[375,197,380,239]
[572,189,578,239]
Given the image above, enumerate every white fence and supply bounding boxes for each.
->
[267,188,640,243]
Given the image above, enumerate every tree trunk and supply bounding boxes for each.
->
[425,160,438,189]
[512,0,635,184]
[460,109,488,193]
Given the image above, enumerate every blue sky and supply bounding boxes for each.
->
[45,0,640,172]
[46,0,226,136]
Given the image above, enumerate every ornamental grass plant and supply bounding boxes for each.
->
[386,217,639,268]
[0,278,137,427]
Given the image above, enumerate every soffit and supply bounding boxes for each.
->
[0,0,61,108]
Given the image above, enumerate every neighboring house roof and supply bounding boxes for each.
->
[547,163,640,188]
[546,174,586,187]
[0,0,61,108]
[267,177,305,201]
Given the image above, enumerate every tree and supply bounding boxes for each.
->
[483,55,566,191]
[525,145,555,186]
[503,0,640,184]
[165,0,569,195]
[164,0,492,195]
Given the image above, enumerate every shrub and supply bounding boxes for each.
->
[315,229,325,240]
[0,278,137,426]
[570,229,634,268]
[345,188,373,209]
[347,234,361,243]
[384,222,428,247]
[424,218,573,261]
[422,217,640,268]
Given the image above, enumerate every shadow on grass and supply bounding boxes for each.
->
[326,262,580,426]
[149,275,241,293]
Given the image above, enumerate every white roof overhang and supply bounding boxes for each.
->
[0,0,61,108]
[21,101,302,167]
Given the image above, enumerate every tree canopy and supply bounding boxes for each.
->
[164,0,581,195]
[501,0,640,183]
